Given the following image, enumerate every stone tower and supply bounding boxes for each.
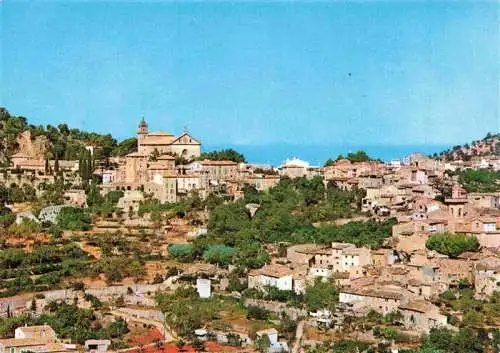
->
[137,117,148,152]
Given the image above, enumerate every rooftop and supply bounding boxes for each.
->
[399,300,440,314]
[475,257,500,272]
[249,264,294,278]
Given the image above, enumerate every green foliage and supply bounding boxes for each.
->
[96,256,145,283]
[39,180,67,206]
[8,219,41,235]
[0,242,94,296]
[152,274,164,284]
[156,289,243,338]
[167,244,195,262]
[304,278,338,312]
[0,183,37,204]
[0,108,119,162]
[256,334,271,353]
[227,273,248,293]
[193,177,389,268]
[324,150,375,165]
[78,149,95,188]
[112,137,138,156]
[0,248,25,268]
[373,326,400,341]
[202,244,236,266]
[423,327,488,353]
[105,190,124,205]
[245,286,298,303]
[0,303,128,343]
[458,169,500,193]
[246,305,270,320]
[426,233,479,258]
[198,148,246,163]
[313,218,396,249]
[330,340,372,353]
[56,207,92,231]
[438,288,500,327]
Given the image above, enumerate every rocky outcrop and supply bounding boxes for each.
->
[16,130,51,160]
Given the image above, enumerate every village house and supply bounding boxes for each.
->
[0,296,29,318]
[278,158,310,179]
[398,300,447,333]
[474,256,500,299]
[144,173,177,204]
[468,192,500,209]
[255,328,288,353]
[200,160,238,182]
[246,174,280,192]
[117,190,145,212]
[371,249,395,266]
[84,340,110,353]
[324,159,356,180]
[286,244,326,265]
[63,189,87,208]
[248,264,296,293]
[0,325,74,353]
[435,258,473,287]
[341,247,371,277]
[456,216,500,248]
[339,284,412,316]
[176,173,207,196]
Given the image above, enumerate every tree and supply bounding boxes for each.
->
[346,150,372,163]
[202,244,236,266]
[149,148,160,161]
[256,334,271,353]
[304,278,338,312]
[323,158,336,167]
[56,207,92,231]
[198,149,246,163]
[112,138,138,156]
[152,274,164,284]
[426,233,479,258]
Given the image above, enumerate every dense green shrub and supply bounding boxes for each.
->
[426,233,479,258]
[56,207,92,230]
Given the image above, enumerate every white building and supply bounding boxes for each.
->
[248,264,294,292]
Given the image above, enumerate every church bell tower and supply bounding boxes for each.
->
[137,117,148,153]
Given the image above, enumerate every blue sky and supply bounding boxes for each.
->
[1,0,499,149]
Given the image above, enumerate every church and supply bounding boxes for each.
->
[123,118,202,184]
[136,117,201,159]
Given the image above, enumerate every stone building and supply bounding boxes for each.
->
[474,257,500,299]
[136,118,201,159]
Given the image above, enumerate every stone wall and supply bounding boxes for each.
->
[244,299,307,320]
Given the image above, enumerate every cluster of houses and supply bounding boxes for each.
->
[2,122,500,351]
[0,325,110,353]
[247,238,500,334]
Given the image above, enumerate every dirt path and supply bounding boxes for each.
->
[292,320,305,353]
[110,309,176,343]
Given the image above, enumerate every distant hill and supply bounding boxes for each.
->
[0,107,137,166]
[432,133,499,161]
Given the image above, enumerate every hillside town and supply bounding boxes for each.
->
[0,110,499,353]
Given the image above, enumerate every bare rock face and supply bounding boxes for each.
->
[16,131,51,159]
[245,203,260,218]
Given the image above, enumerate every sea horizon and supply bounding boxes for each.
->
[204,143,451,167]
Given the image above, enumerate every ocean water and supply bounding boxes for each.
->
[204,143,450,166]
